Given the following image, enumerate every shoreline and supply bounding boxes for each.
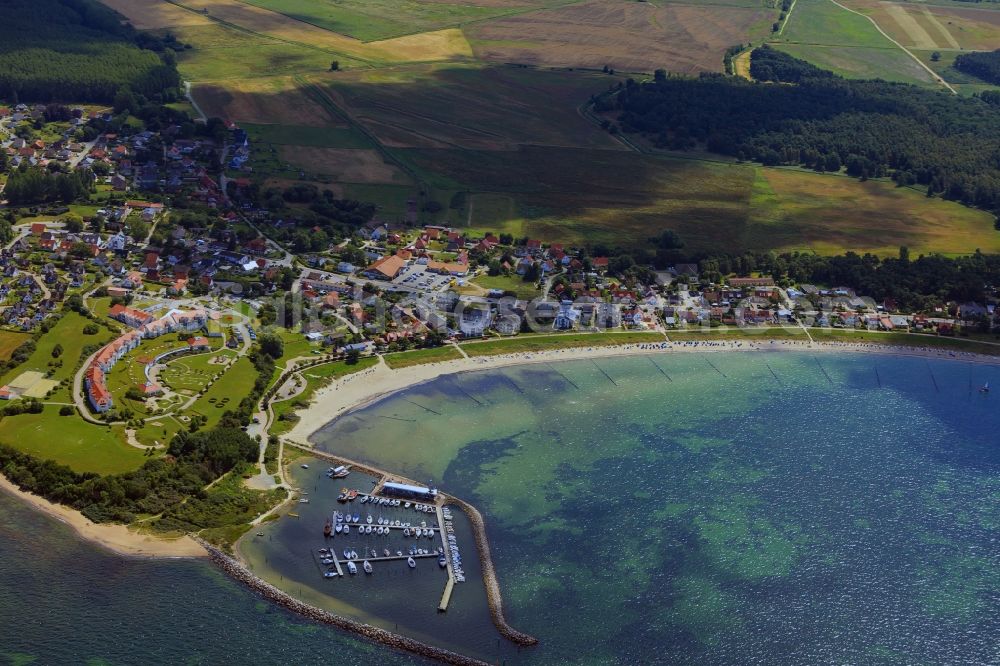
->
[0,474,206,558]
[286,338,1000,445]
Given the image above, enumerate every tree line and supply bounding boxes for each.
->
[3,168,94,206]
[612,46,1000,214]
[0,0,181,104]
[954,49,1000,85]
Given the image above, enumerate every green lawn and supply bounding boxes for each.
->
[270,356,378,434]
[383,346,463,368]
[187,357,259,428]
[0,313,114,394]
[461,331,665,356]
[0,406,147,475]
[472,273,541,299]
[160,351,237,393]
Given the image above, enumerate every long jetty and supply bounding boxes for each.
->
[443,493,539,647]
[197,538,492,666]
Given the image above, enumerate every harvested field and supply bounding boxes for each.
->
[884,4,938,49]
[466,0,775,73]
[318,64,626,150]
[277,146,410,183]
[100,0,213,29]
[912,4,1000,50]
[193,77,338,125]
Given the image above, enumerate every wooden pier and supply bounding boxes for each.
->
[334,552,440,566]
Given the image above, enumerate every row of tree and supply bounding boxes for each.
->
[613,47,1000,212]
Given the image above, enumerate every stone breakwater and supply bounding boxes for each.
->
[196,538,492,666]
[445,494,539,647]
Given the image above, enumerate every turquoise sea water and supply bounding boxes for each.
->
[2,351,999,664]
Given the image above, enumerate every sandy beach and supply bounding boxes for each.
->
[0,475,206,558]
[287,338,1000,445]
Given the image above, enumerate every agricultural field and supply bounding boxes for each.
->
[0,406,146,475]
[397,146,1000,255]
[840,0,1000,51]
[239,0,530,42]
[466,0,775,73]
[317,64,626,150]
[774,0,937,85]
[193,77,343,125]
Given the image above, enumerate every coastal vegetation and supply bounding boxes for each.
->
[0,426,259,524]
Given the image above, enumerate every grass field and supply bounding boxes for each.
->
[0,406,146,475]
[242,123,372,148]
[461,331,664,356]
[0,314,114,399]
[187,356,258,428]
[472,273,541,299]
[775,0,936,85]
[383,346,464,368]
[160,351,236,393]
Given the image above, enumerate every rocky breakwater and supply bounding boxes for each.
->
[444,495,539,647]
[196,538,492,666]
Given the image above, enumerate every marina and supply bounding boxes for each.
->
[311,488,462,611]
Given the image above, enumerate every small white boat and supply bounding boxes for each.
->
[371,548,378,558]
[403,528,410,537]
[363,560,373,574]
[396,550,403,557]
[366,515,373,524]
[350,550,358,559]
[335,524,343,534]
[405,502,411,509]
[347,561,358,575]
[301,464,309,469]
[407,556,416,569]
[384,548,391,557]
[366,525,373,534]
[299,498,309,504]
[343,549,351,558]
[324,571,338,578]
[428,528,435,538]
[343,525,350,534]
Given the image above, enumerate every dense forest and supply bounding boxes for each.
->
[0,0,181,103]
[611,46,1000,212]
[954,49,1000,85]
